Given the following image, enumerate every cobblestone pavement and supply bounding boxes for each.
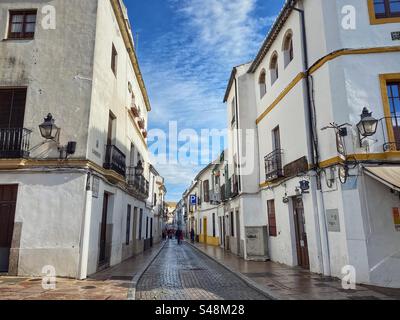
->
[0,241,165,300]
[136,241,269,300]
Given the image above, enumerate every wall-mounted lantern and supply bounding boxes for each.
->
[39,114,76,159]
[39,114,59,141]
[135,160,144,176]
[357,107,378,146]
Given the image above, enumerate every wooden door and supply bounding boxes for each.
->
[236,211,241,255]
[99,193,109,266]
[203,217,207,243]
[150,218,153,247]
[293,198,310,269]
[0,185,18,272]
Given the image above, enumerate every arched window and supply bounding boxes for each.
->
[259,70,267,98]
[283,31,294,67]
[270,53,279,85]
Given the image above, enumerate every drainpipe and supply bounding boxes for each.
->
[292,5,331,276]
[234,74,242,192]
[78,172,93,280]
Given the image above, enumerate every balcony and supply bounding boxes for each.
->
[137,118,145,130]
[264,149,284,182]
[104,145,126,177]
[127,168,149,199]
[382,116,400,151]
[0,128,32,159]
[131,104,140,118]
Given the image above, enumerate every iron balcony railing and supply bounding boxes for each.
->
[104,145,126,177]
[126,168,149,198]
[380,116,400,152]
[264,149,284,182]
[0,128,32,159]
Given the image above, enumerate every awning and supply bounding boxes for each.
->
[364,166,400,192]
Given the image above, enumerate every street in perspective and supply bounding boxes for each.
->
[0,0,400,305]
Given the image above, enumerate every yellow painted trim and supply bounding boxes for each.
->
[256,46,400,125]
[319,152,400,168]
[256,72,305,124]
[0,158,126,183]
[199,234,220,246]
[309,47,400,75]
[380,73,400,150]
[260,152,400,186]
[110,0,151,112]
[367,0,400,25]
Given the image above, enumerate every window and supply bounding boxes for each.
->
[8,10,37,39]
[230,212,235,237]
[203,180,210,202]
[283,31,294,67]
[231,98,236,126]
[386,80,400,149]
[126,205,131,245]
[267,200,277,237]
[139,209,143,239]
[369,0,400,23]
[111,44,118,76]
[270,53,279,85]
[259,70,267,99]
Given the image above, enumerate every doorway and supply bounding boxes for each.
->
[0,185,18,272]
[99,193,109,266]
[235,210,241,256]
[203,217,207,244]
[293,197,310,269]
[150,218,153,247]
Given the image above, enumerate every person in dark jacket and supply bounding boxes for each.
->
[190,228,195,243]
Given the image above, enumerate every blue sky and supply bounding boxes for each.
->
[127,0,285,201]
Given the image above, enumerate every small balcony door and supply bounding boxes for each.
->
[0,88,30,158]
[272,126,281,150]
[107,111,116,146]
[0,88,26,129]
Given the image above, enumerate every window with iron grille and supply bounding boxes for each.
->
[267,200,277,237]
[8,10,37,39]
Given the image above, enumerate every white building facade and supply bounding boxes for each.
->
[0,0,162,279]
[184,0,400,288]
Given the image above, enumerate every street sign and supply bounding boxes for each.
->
[190,195,197,205]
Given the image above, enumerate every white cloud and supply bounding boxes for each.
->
[138,0,277,200]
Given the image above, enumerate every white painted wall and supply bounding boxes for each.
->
[0,171,87,278]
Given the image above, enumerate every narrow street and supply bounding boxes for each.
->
[136,241,269,300]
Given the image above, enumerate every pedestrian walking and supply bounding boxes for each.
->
[190,228,195,243]
[176,229,182,245]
